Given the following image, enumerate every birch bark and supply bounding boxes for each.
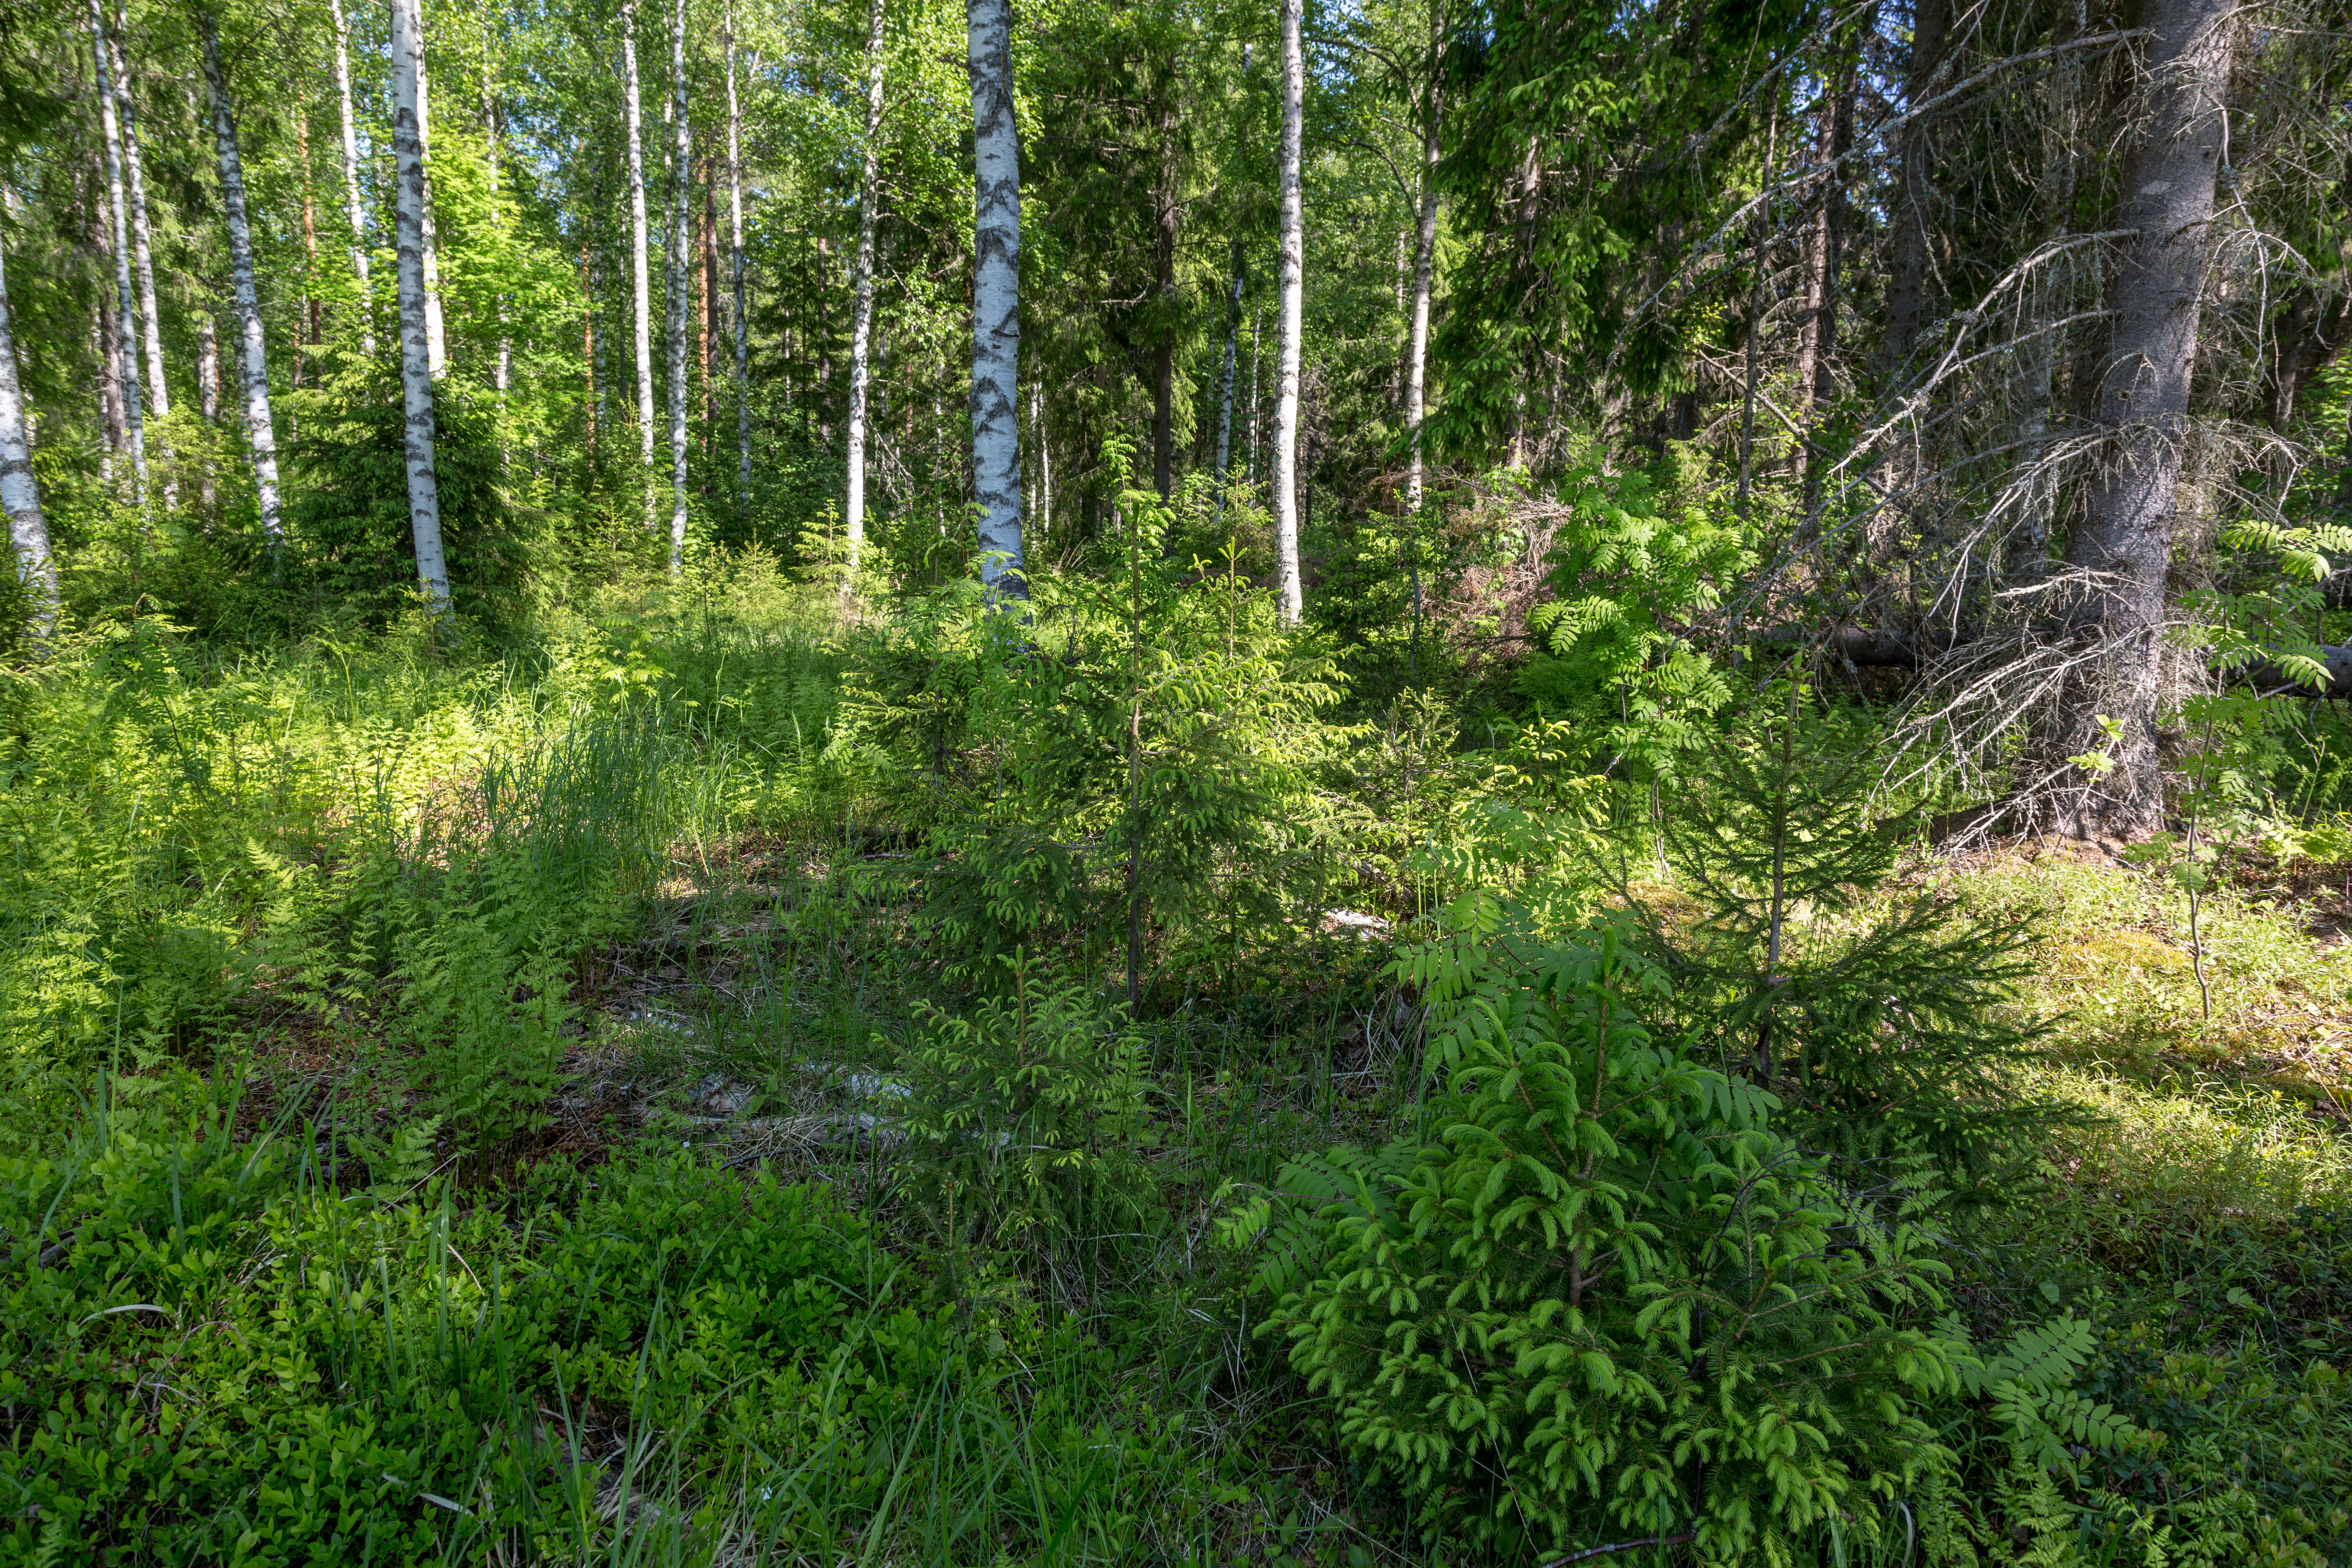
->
[201,14,284,546]
[2047,0,2237,832]
[104,8,166,420]
[843,0,886,577]
[0,235,52,633]
[1403,2,1440,517]
[1271,0,1305,624]
[91,0,146,497]
[390,0,448,607]
[665,0,690,571]
[623,0,657,529]
[726,2,748,516]
[328,0,374,354]
[967,0,1022,597]
[415,38,445,376]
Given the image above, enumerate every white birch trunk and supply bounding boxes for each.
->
[622,1,657,530]
[1271,0,1305,624]
[91,0,146,497]
[200,16,284,546]
[196,309,218,508]
[967,0,1022,597]
[665,0,690,571]
[328,0,374,355]
[843,0,886,577]
[0,235,53,633]
[390,0,448,607]
[1212,241,1242,521]
[105,10,165,421]
[416,38,445,376]
[1403,24,1440,516]
[726,2,749,515]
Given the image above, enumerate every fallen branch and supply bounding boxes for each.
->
[1744,625,2352,697]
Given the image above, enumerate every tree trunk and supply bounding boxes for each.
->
[1883,0,1949,382]
[967,0,1023,598]
[623,0,657,530]
[105,7,166,421]
[2044,0,2236,834]
[389,0,448,608]
[196,308,218,509]
[1150,95,1179,501]
[666,0,690,572]
[726,0,749,519]
[1212,240,1243,520]
[201,14,284,547]
[415,38,446,376]
[1272,0,1305,624]
[328,0,374,355]
[91,0,146,498]
[1403,2,1440,517]
[0,235,53,634]
[844,0,886,577]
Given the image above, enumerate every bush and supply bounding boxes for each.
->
[892,953,1156,1276]
[1264,912,1964,1563]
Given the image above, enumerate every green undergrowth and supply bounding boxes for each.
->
[6,564,2352,1565]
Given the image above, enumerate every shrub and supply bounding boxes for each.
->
[1264,911,1964,1563]
[892,953,1156,1276]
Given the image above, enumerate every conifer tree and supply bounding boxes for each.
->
[1630,679,2071,1194]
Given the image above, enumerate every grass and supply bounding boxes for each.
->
[7,564,2352,1564]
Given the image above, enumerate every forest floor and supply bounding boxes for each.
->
[5,590,2352,1564]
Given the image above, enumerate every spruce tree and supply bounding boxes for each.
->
[1626,677,2074,1198]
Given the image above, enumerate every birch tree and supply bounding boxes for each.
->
[328,0,374,354]
[968,0,1022,597]
[200,13,283,546]
[843,0,886,578]
[416,34,446,376]
[1271,0,1305,625]
[622,0,656,529]
[664,0,689,571]
[1402,0,1441,517]
[91,0,146,497]
[390,0,448,607]
[726,0,749,515]
[103,7,166,424]
[0,235,51,634]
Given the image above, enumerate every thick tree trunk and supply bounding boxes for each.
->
[91,0,146,497]
[726,2,749,517]
[967,0,1023,598]
[623,1,657,530]
[666,0,690,572]
[104,8,166,421]
[389,0,448,608]
[844,0,886,576]
[1212,241,1243,520]
[0,236,52,633]
[201,15,284,547]
[328,0,374,355]
[1272,0,1305,624]
[2043,0,2236,834]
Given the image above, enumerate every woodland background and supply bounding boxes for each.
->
[2,0,2352,1562]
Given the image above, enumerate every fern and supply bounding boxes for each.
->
[1960,1314,2150,1477]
